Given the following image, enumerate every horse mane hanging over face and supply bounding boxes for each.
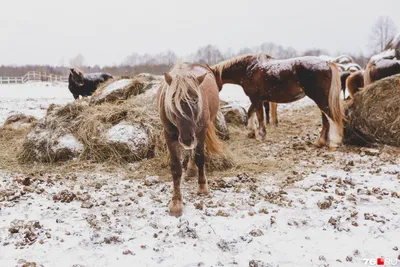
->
[161,62,205,126]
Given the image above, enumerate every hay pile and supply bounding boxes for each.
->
[90,73,163,105]
[220,104,248,126]
[18,74,233,171]
[344,74,400,146]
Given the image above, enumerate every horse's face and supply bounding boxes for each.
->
[175,101,198,150]
[164,72,207,150]
[70,68,84,86]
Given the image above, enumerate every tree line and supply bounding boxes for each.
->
[1,16,396,77]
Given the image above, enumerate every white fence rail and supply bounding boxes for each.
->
[0,71,68,84]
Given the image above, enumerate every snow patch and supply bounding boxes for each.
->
[103,79,133,95]
[106,123,149,152]
[370,49,396,63]
[54,134,83,152]
[263,57,330,78]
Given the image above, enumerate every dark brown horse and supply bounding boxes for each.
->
[364,59,400,86]
[212,54,345,150]
[158,62,224,217]
[346,70,364,98]
[68,68,113,100]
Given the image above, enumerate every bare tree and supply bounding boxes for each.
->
[302,48,329,57]
[193,45,224,65]
[69,54,85,68]
[257,42,298,58]
[369,16,397,53]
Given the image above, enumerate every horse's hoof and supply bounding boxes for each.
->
[256,132,266,141]
[329,146,338,152]
[185,168,197,178]
[314,139,326,148]
[247,132,256,139]
[168,201,183,217]
[198,184,209,195]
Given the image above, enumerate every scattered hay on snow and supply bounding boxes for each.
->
[3,114,37,129]
[344,74,400,146]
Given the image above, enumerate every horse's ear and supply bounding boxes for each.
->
[70,68,75,73]
[197,73,207,85]
[164,72,172,86]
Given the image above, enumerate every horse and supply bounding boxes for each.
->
[211,54,345,150]
[340,72,352,99]
[68,68,113,100]
[364,59,400,86]
[158,62,224,217]
[346,70,364,98]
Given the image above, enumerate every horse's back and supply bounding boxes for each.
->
[258,56,331,102]
[372,59,400,81]
[84,73,113,83]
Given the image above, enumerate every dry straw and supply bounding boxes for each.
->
[344,74,400,146]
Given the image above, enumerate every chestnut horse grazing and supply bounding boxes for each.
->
[212,54,345,150]
[158,62,223,217]
[364,59,400,86]
[346,70,364,98]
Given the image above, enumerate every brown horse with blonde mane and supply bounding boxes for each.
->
[212,54,345,150]
[158,62,223,217]
[346,70,364,98]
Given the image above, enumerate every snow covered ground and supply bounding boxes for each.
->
[0,82,399,267]
[0,82,72,125]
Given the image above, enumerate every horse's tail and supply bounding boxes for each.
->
[363,62,374,86]
[205,122,224,155]
[328,62,346,129]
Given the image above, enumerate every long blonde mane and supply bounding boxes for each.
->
[364,62,374,86]
[212,53,272,76]
[160,62,204,125]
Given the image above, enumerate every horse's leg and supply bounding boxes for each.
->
[165,131,183,217]
[270,102,278,126]
[263,101,270,124]
[247,103,257,138]
[194,131,208,195]
[186,150,197,178]
[255,101,266,141]
[315,113,329,147]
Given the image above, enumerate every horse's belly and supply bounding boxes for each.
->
[263,87,306,103]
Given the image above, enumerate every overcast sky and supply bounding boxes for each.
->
[1,0,399,66]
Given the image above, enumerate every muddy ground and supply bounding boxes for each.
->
[1,99,399,266]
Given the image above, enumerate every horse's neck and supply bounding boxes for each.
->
[219,63,247,87]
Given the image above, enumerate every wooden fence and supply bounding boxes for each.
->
[0,71,68,84]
